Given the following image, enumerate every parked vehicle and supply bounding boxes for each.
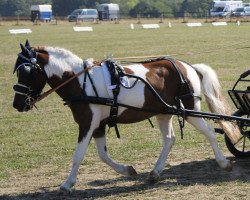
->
[97,3,119,20]
[210,1,243,17]
[232,6,250,17]
[244,7,250,16]
[67,9,98,22]
[231,7,245,16]
[30,4,52,22]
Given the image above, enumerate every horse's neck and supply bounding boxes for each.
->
[44,48,83,79]
[42,48,87,100]
[44,48,110,99]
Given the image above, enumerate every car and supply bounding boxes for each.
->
[231,7,250,17]
[231,7,245,17]
[67,9,98,22]
[244,7,250,16]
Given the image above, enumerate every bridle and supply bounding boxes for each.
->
[13,82,38,107]
[13,49,45,108]
[13,49,94,109]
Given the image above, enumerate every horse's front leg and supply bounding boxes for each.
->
[60,124,93,193]
[93,126,137,176]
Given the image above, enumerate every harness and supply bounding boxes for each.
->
[64,57,200,139]
[105,60,121,138]
[80,60,121,138]
[13,46,250,138]
[14,49,199,138]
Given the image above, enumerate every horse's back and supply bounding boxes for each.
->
[122,59,200,110]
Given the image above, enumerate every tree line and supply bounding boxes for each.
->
[0,0,249,18]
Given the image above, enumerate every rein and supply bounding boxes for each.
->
[32,65,94,107]
[113,40,250,62]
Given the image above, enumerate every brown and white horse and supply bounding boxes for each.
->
[13,41,240,193]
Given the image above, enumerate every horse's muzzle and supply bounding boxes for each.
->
[13,94,32,112]
[13,101,31,112]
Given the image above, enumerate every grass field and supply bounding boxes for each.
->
[0,19,250,199]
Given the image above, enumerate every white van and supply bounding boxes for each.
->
[210,1,243,17]
[67,9,98,22]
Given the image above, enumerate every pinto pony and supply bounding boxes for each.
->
[13,41,240,193]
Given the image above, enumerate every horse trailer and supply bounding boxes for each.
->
[30,4,52,22]
[98,3,119,20]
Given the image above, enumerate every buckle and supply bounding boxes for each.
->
[106,99,114,106]
[110,106,118,113]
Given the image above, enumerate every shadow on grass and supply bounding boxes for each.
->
[1,157,250,200]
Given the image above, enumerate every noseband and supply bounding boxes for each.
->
[13,82,38,106]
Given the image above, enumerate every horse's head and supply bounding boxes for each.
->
[13,40,48,112]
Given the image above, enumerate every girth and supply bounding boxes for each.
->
[105,60,122,138]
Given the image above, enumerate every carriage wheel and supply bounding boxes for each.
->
[224,111,250,158]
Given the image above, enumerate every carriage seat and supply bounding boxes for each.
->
[228,89,250,114]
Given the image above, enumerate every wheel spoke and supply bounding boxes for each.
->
[234,136,244,146]
[242,136,246,152]
[225,113,250,157]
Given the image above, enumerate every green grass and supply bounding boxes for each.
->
[0,19,250,199]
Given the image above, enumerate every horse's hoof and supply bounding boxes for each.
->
[127,166,137,176]
[148,170,160,184]
[223,160,233,172]
[59,185,72,194]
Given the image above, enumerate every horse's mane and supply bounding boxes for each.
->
[38,46,83,77]
[44,46,81,60]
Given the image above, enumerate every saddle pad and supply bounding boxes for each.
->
[101,62,130,98]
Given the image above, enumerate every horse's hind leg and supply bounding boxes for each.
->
[187,117,232,171]
[149,114,175,183]
[94,126,137,176]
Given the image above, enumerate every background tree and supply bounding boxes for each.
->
[0,0,29,16]
[0,0,51,16]
[180,0,211,18]
[130,1,162,18]
[52,0,83,16]
[4,0,249,18]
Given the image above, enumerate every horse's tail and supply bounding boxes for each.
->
[192,63,241,144]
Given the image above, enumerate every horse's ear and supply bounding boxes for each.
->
[20,43,33,58]
[20,43,26,53]
[25,40,31,48]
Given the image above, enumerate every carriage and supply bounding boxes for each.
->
[12,41,250,192]
[220,70,250,157]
